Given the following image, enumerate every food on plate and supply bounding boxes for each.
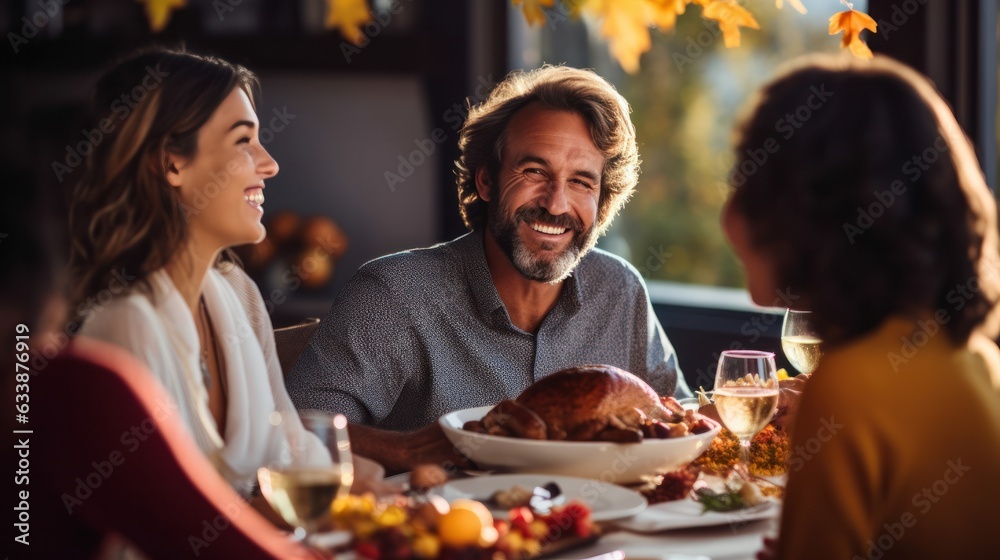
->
[410,464,449,492]
[694,470,770,513]
[463,364,714,442]
[694,424,790,475]
[693,384,790,475]
[489,482,562,512]
[642,467,699,505]
[491,485,535,509]
[332,492,597,559]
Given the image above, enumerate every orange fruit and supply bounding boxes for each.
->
[438,508,483,547]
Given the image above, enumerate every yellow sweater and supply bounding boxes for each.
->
[776,316,1000,559]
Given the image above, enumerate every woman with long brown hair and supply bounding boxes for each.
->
[723,54,1000,558]
[68,48,330,496]
[0,159,311,558]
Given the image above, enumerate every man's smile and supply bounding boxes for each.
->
[528,221,570,236]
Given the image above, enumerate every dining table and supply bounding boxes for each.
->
[324,502,776,560]
[562,516,775,560]
[347,470,779,560]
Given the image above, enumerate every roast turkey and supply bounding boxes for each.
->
[465,364,712,442]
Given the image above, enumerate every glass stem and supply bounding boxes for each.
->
[740,438,752,478]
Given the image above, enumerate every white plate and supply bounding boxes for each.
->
[439,406,720,484]
[614,497,780,532]
[430,473,648,522]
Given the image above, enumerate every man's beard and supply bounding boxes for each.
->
[489,199,598,284]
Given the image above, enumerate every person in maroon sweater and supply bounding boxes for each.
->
[2,162,315,558]
[34,338,315,559]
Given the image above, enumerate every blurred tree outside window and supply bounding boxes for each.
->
[509,0,868,288]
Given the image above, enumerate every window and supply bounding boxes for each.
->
[509,0,868,288]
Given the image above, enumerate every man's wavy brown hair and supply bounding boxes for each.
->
[68,48,257,315]
[455,65,639,237]
[728,54,1000,346]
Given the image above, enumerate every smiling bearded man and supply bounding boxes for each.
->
[488,113,603,284]
[286,66,690,473]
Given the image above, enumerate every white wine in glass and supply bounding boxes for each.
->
[258,412,353,541]
[714,350,779,473]
[713,386,779,440]
[259,468,348,533]
[781,309,823,374]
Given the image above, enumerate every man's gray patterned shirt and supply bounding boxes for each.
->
[286,230,689,431]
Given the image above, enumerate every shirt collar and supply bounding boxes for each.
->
[457,229,585,321]
[455,229,506,319]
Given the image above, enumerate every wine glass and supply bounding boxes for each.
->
[713,350,779,475]
[258,412,354,542]
[781,309,823,375]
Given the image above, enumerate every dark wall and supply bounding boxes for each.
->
[655,302,791,392]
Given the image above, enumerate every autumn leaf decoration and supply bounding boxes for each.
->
[507,0,878,73]
[514,0,557,27]
[829,1,878,59]
[324,0,373,46]
[133,0,878,74]
[775,0,808,16]
[585,0,652,74]
[701,1,760,49]
[136,0,186,32]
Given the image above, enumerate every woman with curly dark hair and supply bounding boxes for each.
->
[723,54,1000,559]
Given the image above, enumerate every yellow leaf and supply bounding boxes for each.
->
[702,0,759,48]
[587,0,651,73]
[325,0,372,46]
[646,0,690,30]
[136,0,186,32]
[829,9,877,59]
[514,0,556,27]
[775,0,807,15]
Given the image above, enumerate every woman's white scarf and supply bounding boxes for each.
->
[143,268,327,495]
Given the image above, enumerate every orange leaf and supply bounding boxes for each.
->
[775,0,807,15]
[829,8,877,58]
[513,0,556,27]
[136,0,186,32]
[702,0,759,48]
[646,0,691,30]
[325,0,372,46]
[586,0,651,73]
